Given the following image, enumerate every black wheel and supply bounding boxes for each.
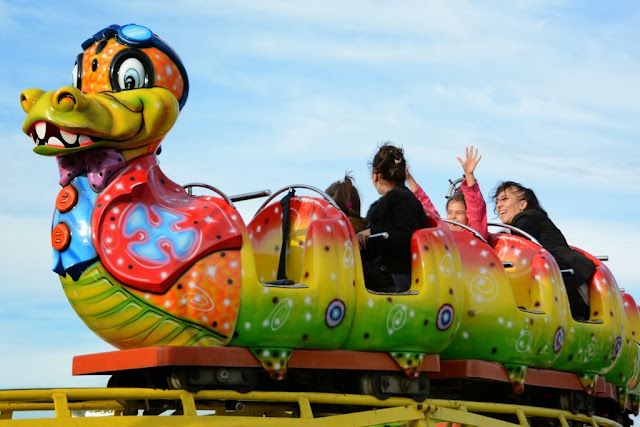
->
[410,374,430,402]
[234,369,258,393]
[359,373,390,400]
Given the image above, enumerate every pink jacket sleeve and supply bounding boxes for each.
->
[413,184,441,219]
[459,180,488,240]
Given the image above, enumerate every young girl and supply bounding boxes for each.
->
[325,173,367,234]
[406,146,488,240]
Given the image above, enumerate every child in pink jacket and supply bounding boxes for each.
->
[406,146,488,240]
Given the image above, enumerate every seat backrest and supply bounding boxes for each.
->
[247,196,340,284]
[488,233,547,311]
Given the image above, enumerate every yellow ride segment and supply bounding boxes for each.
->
[0,388,625,426]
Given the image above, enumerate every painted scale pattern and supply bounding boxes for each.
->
[61,261,228,348]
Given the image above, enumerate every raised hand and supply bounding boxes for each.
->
[456,146,482,186]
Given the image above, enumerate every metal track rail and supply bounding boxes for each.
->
[0,388,625,426]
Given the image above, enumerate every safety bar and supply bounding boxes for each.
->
[487,223,542,246]
[369,232,389,240]
[183,183,234,208]
[256,184,341,213]
[443,219,487,243]
[229,189,271,202]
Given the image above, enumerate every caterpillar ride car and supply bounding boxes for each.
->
[11,23,638,426]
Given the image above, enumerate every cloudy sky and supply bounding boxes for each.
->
[0,0,638,402]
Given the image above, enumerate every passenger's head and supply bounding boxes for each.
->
[325,173,362,219]
[492,181,546,225]
[369,142,406,194]
[446,191,468,226]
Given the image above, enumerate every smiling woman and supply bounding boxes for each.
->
[492,181,595,320]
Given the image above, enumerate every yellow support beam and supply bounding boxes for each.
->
[0,388,627,427]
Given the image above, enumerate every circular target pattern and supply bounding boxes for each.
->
[436,304,455,331]
[611,336,623,359]
[553,327,564,353]
[325,299,346,328]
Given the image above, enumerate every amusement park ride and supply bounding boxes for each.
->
[6,23,638,426]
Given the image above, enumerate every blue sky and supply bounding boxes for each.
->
[0,0,639,396]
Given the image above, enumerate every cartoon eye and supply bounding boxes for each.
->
[118,57,146,90]
[72,54,83,90]
[110,49,154,92]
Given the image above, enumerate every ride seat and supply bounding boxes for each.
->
[248,194,345,286]
[488,233,546,313]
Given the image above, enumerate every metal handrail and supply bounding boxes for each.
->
[443,219,487,243]
[487,222,542,246]
[183,182,235,208]
[256,184,341,213]
[445,176,464,199]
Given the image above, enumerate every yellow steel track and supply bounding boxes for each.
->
[0,388,625,426]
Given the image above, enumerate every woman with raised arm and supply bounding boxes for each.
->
[357,143,427,292]
[492,181,595,320]
[407,146,488,239]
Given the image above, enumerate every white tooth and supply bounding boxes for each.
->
[35,122,46,139]
[48,136,64,147]
[60,129,78,145]
[78,135,91,145]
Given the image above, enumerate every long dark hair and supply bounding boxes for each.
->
[491,181,547,215]
[369,142,406,185]
[325,172,362,219]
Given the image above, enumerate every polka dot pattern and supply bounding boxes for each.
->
[128,250,241,338]
[80,37,184,102]
[92,155,243,294]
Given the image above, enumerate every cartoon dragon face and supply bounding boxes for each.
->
[20,24,189,162]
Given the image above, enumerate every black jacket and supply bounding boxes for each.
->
[362,184,428,275]
[512,209,596,292]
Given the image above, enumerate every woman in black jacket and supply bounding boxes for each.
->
[357,143,428,292]
[492,181,595,320]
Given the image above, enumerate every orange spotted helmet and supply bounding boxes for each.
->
[74,24,189,109]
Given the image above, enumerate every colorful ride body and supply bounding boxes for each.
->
[19,23,640,411]
[441,230,630,396]
[230,197,463,377]
[606,290,640,400]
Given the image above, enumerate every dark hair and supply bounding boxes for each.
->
[491,181,547,215]
[325,172,362,218]
[446,191,466,209]
[369,142,406,185]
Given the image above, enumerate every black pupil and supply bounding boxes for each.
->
[125,76,136,90]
